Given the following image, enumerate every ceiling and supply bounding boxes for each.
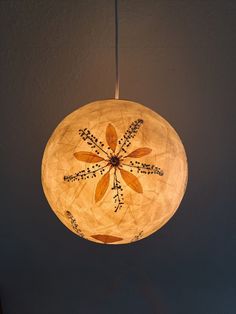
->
[1,1,235,313]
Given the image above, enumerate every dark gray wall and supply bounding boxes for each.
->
[1,1,235,313]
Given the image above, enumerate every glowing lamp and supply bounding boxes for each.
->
[42,99,188,244]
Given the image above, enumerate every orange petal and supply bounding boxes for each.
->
[95,171,110,202]
[74,151,104,163]
[91,234,123,243]
[106,123,118,152]
[126,147,152,158]
[119,168,143,193]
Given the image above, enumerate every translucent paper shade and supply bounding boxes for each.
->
[42,99,188,244]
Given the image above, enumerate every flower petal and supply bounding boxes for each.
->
[126,147,152,158]
[74,151,104,163]
[91,234,123,243]
[95,171,110,202]
[119,168,143,193]
[106,123,118,152]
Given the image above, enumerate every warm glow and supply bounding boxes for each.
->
[42,99,188,244]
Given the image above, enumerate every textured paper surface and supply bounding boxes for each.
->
[42,99,188,244]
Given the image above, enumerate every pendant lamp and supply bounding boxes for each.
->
[41,1,188,244]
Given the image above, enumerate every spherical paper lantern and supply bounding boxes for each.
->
[42,99,188,244]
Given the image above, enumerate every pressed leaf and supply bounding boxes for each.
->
[74,151,104,163]
[95,171,110,202]
[126,147,152,158]
[119,168,143,193]
[91,234,123,243]
[106,123,118,152]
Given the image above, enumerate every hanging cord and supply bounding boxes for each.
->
[115,0,119,99]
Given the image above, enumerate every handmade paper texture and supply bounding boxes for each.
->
[42,99,188,244]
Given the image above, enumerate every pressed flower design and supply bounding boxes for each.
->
[64,119,164,212]
[65,210,84,237]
